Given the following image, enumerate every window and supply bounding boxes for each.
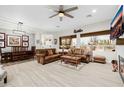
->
[80,35,116,51]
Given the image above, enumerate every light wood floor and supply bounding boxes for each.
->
[1,60,123,87]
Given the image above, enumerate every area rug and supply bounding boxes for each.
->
[57,61,87,71]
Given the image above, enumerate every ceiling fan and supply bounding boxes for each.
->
[49,5,78,21]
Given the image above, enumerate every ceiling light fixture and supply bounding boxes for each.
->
[58,12,64,17]
[13,22,26,35]
[92,9,96,13]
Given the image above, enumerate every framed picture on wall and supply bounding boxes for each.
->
[0,33,5,40]
[36,40,40,44]
[22,35,29,41]
[66,38,71,45]
[22,42,29,47]
[54,39,57,45]
[62,39,66,45]
[0,41,5,48]
[7,35,21,47]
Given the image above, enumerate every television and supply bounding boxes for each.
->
[110,5,124,40]
[118,55,124,83]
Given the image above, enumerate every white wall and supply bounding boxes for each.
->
[0,17,36,52]
[0,16,58,52]
[116,35,124,59]
[35,32,41,49]
[116,46,124,58]
[35,32,56,49]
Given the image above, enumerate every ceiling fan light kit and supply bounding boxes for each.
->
[49,5,78,21]
[58,12,64,17]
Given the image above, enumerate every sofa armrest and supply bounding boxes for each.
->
[36,54,45,64]
[55,52,58,54]
[36,54,45,57]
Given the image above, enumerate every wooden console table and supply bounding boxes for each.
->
[1,51,35,63]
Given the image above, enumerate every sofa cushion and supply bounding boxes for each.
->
[47,50,53,56]
[45,56,53,60]
[68,49,73,55]
[74,49,82,55]
[51,54,61,58]
[52,49,56,54]
[45,54,60,60]
[70,48,75,54]
[76,55,87,59]
[36,49,47,56]
[81,49,84,55]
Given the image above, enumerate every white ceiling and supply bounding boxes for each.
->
[0,5,118,32]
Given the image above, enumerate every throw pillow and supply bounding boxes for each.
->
[74,49,82,55]
[48,50,53,56]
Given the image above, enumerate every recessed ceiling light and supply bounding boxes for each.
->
[92,9,96,13]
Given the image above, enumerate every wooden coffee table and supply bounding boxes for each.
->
[60,55,81,67]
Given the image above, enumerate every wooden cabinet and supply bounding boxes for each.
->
[1,51,34,63]
[1,52,12,63]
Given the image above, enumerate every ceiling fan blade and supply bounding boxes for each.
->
[47,7,58,12]
[49,13,58,18]
[50,9,58,12]
[59,5,64,11]
[64,13,74,18]
[60,17,63,21]
[64,6,78,12]
[54,10,59,12]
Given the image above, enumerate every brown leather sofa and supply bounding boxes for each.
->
[36,48,61,65]
[67,48,93,63]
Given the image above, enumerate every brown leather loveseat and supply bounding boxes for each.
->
[36,48,61,65]
[67,47,93,63]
